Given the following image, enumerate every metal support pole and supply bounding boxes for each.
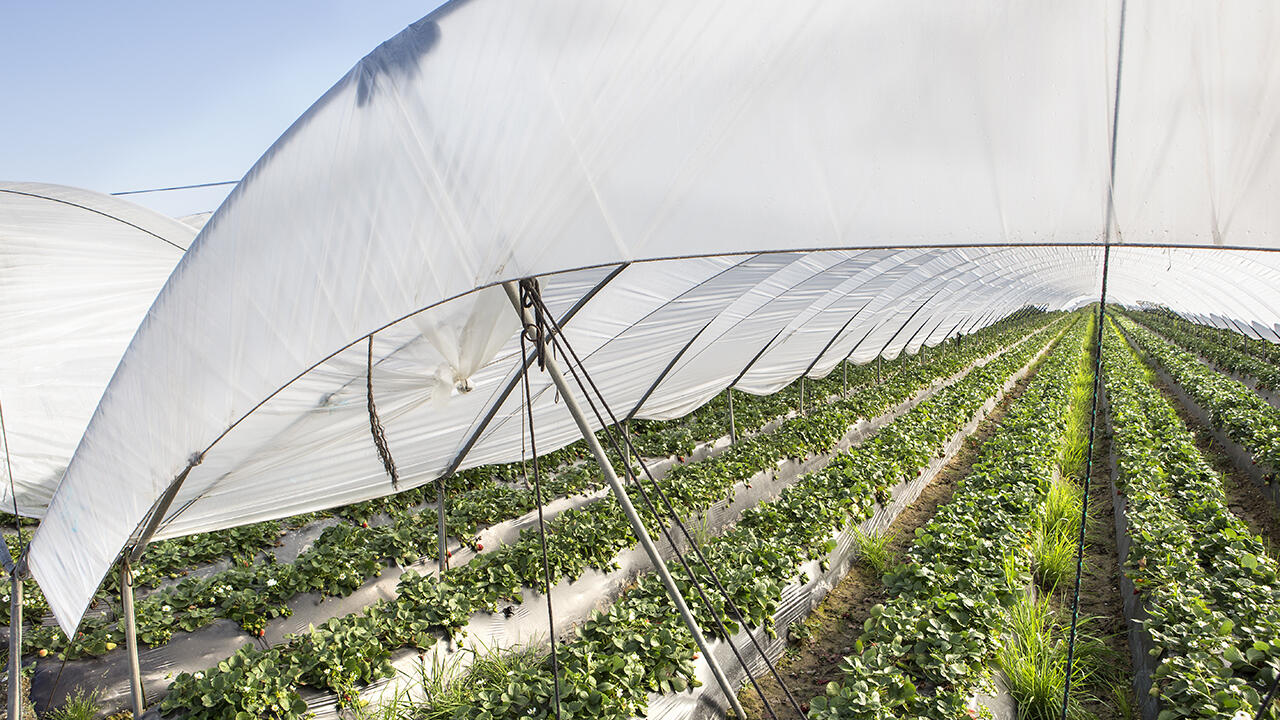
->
[876,357,882,383]
[8,572,22,720]
[121,556,144,717]
[799,377,806,415]
[622,420,633,484]
[503,282,748,720]
[842,361,847,394]
[727,387,737,444]
[436,479,449,573]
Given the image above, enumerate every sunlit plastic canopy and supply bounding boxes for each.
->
[0,183,192,519]
[29,0,1280,632]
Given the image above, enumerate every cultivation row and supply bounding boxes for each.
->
[397,313,1067,720]
[359,314,1062,720]
[1115,316,1280,472]
[1126,310,1280,395]
[18,315,1052,717]
[159,317,1063,718]
[1134,311,1280,368]
[1104,318,1280,718]
[673,312,1080,720]
[9,342,896,668]
[811,316,1091,718]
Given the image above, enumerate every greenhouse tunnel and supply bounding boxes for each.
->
[5,1,1280,719]
[0,182,193,519]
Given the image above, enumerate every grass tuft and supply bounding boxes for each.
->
[1001,545,1031,595]
[852,527,897,576]
[1059,313,1099,480]
[361,641,545,720]
[997,596,1107,720]
[43,687,101,720]
[1032,475,1083,592]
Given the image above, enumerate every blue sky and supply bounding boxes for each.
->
[2,2,445,218]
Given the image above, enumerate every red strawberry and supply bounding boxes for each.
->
[476,543,485,551]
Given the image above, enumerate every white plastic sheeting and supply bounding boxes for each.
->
[177,212,213,231]
[0,183,192,518]
[27,0,1280,632]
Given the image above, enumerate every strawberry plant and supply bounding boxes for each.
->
[1128,310,1280,392]
[1104,318,1280,718]
[40,329,904,664]
[157,313,1061,719]
[813,318,1091,718]
[161,645,306,720]
[292,613,397,705]
[1117,315,1280,471]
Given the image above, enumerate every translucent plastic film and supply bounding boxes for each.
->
[0,183,191,518]
[28,0,1280,631]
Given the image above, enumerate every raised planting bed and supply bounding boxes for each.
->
[1104,318,1280,719]
[151,317,1063,720]
[651,316,1076,720]
[23,336,913,712]
[415,316,1068,720]
[1125,310,1280,402]
[1115,316,1280,509]
[1105,383,1157,720]
[810,317,1092,719]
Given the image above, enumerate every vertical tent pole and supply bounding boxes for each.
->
[797,300,873,406]
[727,387,737,444]
[842,361,847,393]
[622,420,632,485]
[121,556,144,717]
[436,479,449,573]
[7,570,21,720]
[109,457,200,720]
[2,400,24,720]
[503,281,747,720]
[1063,1,1126,716]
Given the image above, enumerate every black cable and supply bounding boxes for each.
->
[1063,4,1127,714]
[110,180,238,196]
[44,654,70,708]
[543,326,782,720]
[1256,665,1280,720]
[525,281,800,718]
[517,294,563,719]
[1060,292,1107,719]
[365,336,400,490]
[1,397,19,537]
[620,412,809,717]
